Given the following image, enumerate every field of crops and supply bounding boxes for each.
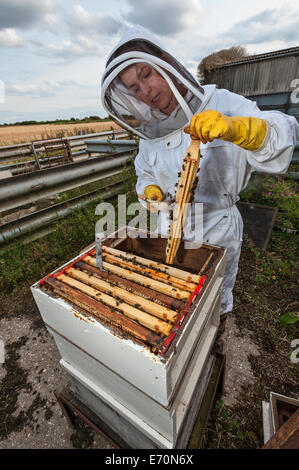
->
[0,121,122,146]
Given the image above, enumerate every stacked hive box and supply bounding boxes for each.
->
[31,227,226,448]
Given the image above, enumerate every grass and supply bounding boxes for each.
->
[202,170,299,449]
[0,164,137,296]
[239,172,298,232]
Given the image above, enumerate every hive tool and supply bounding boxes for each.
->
[95,232,105,270]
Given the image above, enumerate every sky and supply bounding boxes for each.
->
[0,0,299,124]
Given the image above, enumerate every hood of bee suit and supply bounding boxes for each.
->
[101,24,208,141]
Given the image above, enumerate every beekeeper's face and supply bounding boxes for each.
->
[119,63,178,116]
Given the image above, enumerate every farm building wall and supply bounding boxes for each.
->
[206,51,299,96]
[203,48,299,121]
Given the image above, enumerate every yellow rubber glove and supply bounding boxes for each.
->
[142,185,163,212]
[184,110,268,151]
[144,185,163,201]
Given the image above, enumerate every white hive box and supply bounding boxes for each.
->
[31,227,226,448]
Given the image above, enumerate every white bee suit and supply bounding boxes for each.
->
[101,25,299,314]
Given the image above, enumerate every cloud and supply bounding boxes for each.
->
[0,0,54,30]
[32,37,109,60]
[124,0,203,35]
[30,4,124,60]
[187,7,299,63]
[224,8,299,45]
[36,41,89,59]
[67,4,123,36]
[8,84,41,95]
[0,28,25,48]
[7,79,79,97]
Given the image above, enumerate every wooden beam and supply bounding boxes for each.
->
[75,260,185,311]
[83,255,190,300]
[166,140,201,265]
[199,253,214,275]
[101,252,197,292]
[66,267,177,323]
[56,273,172,336]
[263,409,299,449]
[44,277,163,349]
[102,245,200,284]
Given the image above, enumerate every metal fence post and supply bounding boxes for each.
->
[30,143,41,170]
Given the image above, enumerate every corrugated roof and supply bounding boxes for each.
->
[213,46,299,69]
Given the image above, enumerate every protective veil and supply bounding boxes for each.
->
[101,25,299,314]
[101,25,205,140]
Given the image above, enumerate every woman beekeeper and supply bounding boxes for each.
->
[101,25,299,326]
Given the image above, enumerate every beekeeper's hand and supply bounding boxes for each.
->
[139,185,169,212]
[144,185,163,201]
[184,110,268,151]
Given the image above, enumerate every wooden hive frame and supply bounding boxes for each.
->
[165,140,201,265]
[40,245,209,354]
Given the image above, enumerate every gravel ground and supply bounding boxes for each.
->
[222,315,261,407]
[0,312,74,449]
[0,301,114,449]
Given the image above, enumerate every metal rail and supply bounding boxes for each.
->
[0,180,127,246]
[0,129,128,165]
[0,125,297,247]
[85,139,137,155]
[0,150,136,212]
[0,127,137,247]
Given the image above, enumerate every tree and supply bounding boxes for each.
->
[197,46,248,84]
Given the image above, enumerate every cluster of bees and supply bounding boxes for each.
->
[165,163,201,238]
